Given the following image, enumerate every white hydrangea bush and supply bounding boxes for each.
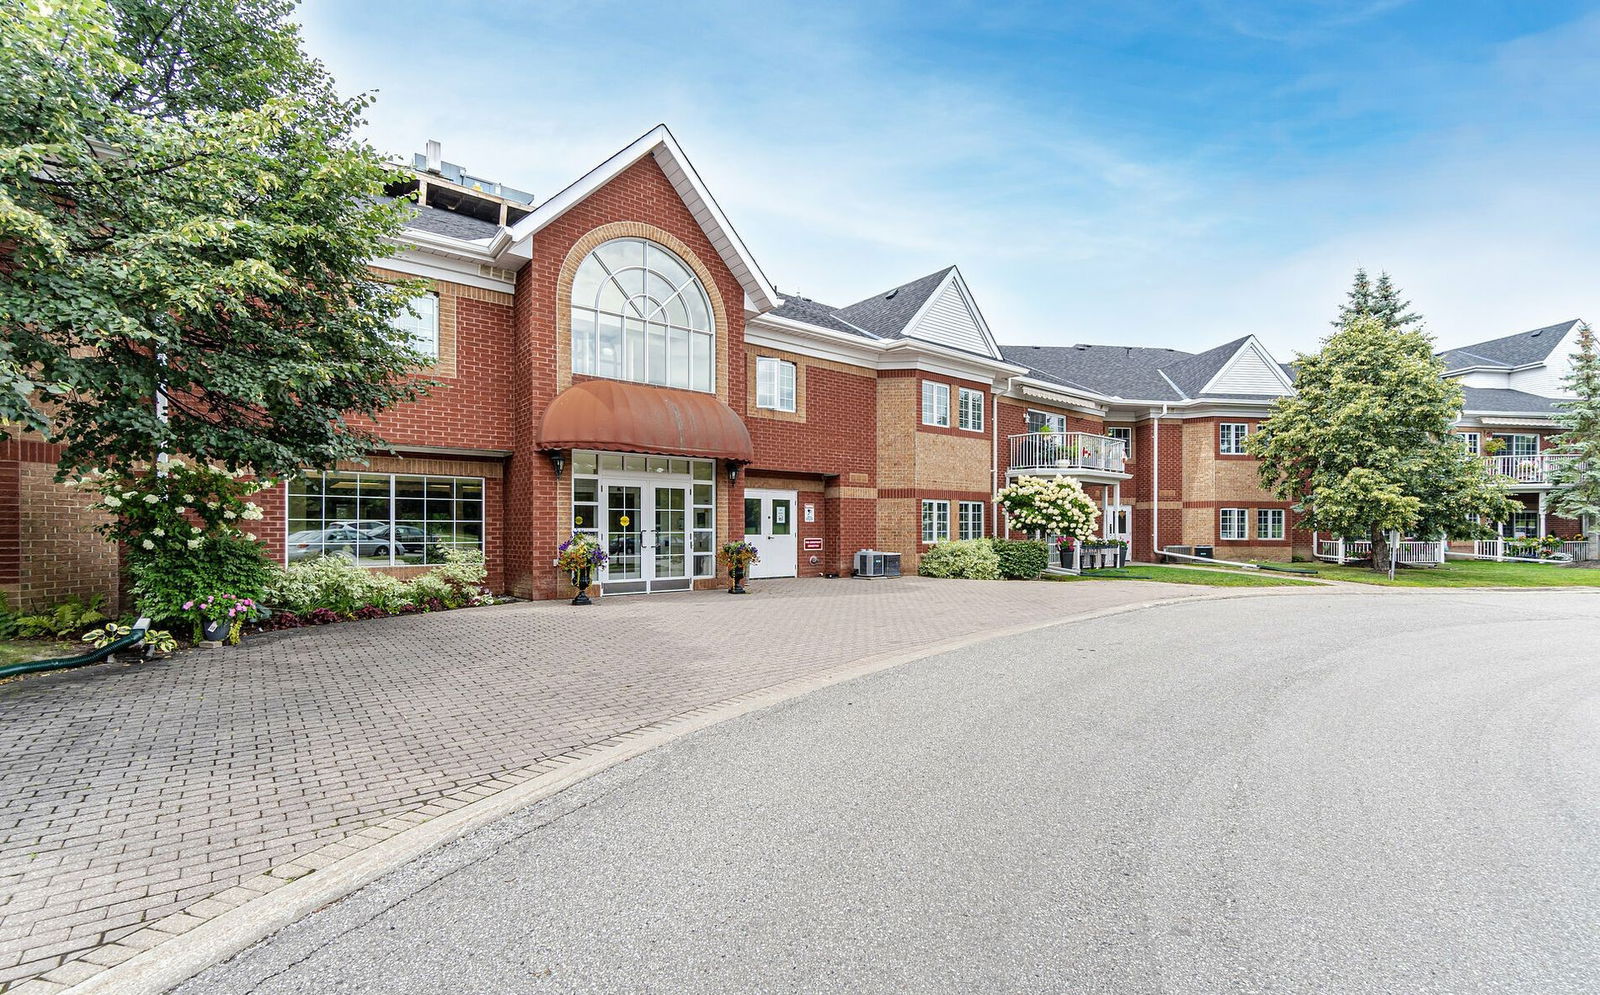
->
[996,475,1100,540]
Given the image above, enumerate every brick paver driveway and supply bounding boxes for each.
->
[0,576,1208,990]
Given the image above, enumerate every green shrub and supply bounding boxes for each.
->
[917,540,1001,580]
[990,539,1050,579]
[129,533,276,629]
[0,592,16,639]
[264,556,406,615]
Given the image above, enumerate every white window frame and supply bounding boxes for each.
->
[1497,433,1539,457]
[1219,422,1249,455]
[1256,508,1285,540]
[1027,409,1067,435]
[756,357,796,412]
[921,500,950,543]
[1460,431,1480,456]
[957,387,985,432]
[1106,426,1133,458]
[392,292,440,359]
[957,501,984,540]
[922,381,951,427]
[1220,507,1248,540]
[570,237,716,393]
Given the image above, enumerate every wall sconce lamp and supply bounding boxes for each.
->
[547,451,566,479]
[727,461,743,485]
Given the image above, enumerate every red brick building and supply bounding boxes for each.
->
[2,127,1587,607]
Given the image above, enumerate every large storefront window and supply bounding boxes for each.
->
[571,238,714,392]
[570,451,716,592]
[287,471,484,567]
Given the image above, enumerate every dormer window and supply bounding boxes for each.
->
[571,238,714,392]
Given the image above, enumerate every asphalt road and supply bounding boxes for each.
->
[180,590,1600,994]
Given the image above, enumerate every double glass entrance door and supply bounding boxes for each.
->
[603,482,691,593]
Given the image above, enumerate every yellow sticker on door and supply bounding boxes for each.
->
[619,515,631,527]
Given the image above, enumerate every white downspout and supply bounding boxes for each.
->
[1150,403,1167,560]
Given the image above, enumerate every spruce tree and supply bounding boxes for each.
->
[1333,268,1421,330]
[1549,322,1600,532]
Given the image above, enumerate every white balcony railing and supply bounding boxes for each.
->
[1009,432,1128,475]
[1486,453,1574,485]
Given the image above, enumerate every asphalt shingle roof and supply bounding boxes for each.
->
[1157,336,1252,397]
[831,267,955,339]
[384,197,503,242]
[1437,320,1579,370]
[999,344,1193,400]
[1459,387,1566,413]
[767,294,874,337]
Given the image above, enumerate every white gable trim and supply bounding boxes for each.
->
[502,125,779,312]
[899,268,1003,360]
[1198,336,1295,396]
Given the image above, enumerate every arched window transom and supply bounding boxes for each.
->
[571,238,714,392]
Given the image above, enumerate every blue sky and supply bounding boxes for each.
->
[298,0,1600,357]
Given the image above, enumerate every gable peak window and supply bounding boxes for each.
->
[572,237,714,392]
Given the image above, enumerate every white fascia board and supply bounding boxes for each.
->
[502,124,779,311]
[897,267,1004,360]
[744,314,884,369]
[383,227,507,264]
[877,338,1028,383]
[375,249,516,294]
[1467,411,1560,420]
[1197,335,1296,395]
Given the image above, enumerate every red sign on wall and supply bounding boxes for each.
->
[803,537,823,551]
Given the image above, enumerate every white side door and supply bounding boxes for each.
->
[743,489,798,578]
[1108,504,1132,544]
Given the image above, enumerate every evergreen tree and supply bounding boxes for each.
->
[1549,322,1600,531]
[1333,268,1421,330]
[0,0,429,480]
[1250,315,1515,570]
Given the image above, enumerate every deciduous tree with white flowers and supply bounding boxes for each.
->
[996,475,1100,540]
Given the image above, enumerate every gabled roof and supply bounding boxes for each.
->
[505,125,779,311]
[767,266,1002,360]
[832,268,955,339]
[1459,387,1565,413]
[1437,320,1580,370]
[1158,336,1253,397]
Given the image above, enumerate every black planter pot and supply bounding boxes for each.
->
[571,568,593,606]
[1058,546,1073,568]
[729,565,748,594]
[201,619,230,643]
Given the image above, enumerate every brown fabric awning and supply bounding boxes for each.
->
[539,379,754,462]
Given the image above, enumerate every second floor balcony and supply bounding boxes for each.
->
[1009,432,1129,478]
[1486,452,1575,487]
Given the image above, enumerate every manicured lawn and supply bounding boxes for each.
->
[1292,559,1600,588]
[0,640,82,668]
[1047,565,1321,588]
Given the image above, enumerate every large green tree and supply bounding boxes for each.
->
[1250,315,1515,570]
[0,0,428,481]
[1333,267,1421,331]
[1549,322,1600,531]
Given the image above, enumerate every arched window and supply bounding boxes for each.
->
[571,238,714,392]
